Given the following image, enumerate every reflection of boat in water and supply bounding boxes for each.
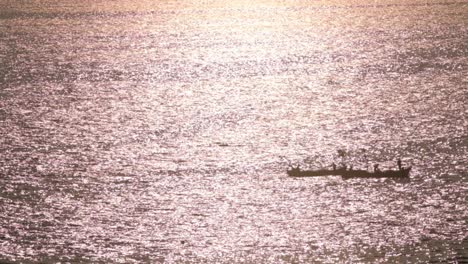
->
[287,167,411,178]
[341,167,411,179]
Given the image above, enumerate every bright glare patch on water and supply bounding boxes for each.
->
[0,0,467,263]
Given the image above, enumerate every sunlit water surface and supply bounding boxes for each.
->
[0,0,467,263]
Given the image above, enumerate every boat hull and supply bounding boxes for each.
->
[287,169,345,177]
[341,167,411,179]
[287,167,411,178]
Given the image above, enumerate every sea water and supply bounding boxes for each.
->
[0,0,467,262]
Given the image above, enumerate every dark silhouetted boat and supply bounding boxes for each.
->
[341,167,411,179]
[287,166,411,178]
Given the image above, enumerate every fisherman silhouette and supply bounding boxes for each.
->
[374,164,381,173]
[397,159,402,171]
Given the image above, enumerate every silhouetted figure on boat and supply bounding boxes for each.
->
[374,164,381,173]
[332,163,336,171]
[397,159,402,171]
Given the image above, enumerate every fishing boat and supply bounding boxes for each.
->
[287,157,411,179]
[341,167,411,179]
[287,166,411,178]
